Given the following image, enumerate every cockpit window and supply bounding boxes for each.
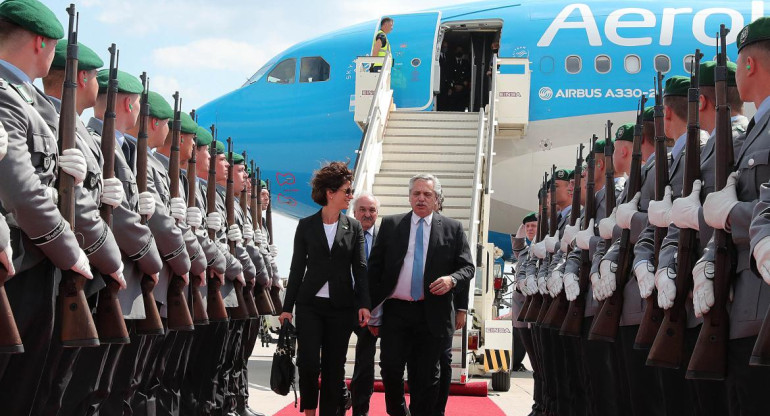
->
[300,57,330,83]
[267,58,296,84]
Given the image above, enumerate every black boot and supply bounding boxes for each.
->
[236,396,264,416]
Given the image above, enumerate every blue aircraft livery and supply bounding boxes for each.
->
[196,0,762,234]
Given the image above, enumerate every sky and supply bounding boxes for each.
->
[45,0,476,112]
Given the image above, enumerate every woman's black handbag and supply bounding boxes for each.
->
[271,321,298,399]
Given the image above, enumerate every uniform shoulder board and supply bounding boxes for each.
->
[0,78,6,90]
[9,83,32,103]
[735,125,746,133]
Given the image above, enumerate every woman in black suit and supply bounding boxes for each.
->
[279,162,371,416]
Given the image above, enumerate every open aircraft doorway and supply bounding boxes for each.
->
[436,20,502,112]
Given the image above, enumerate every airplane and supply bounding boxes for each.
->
[196,0,762,259]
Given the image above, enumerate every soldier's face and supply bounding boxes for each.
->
[233,165,246,192]
[216,154,229,182]
[195,146,210,174]
[525,221,537,241]
[261,189,270,208]
[80,70,99,108]
[555,180,571,207]
[180,133,195,161]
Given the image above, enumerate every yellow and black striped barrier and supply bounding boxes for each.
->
[484,349,511,372]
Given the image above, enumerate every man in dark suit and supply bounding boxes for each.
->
[367,174,475,416]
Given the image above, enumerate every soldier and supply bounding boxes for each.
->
[0,121,11,282]
[701,17,770,413]
[0,1,98,413]
[39,39,126,416]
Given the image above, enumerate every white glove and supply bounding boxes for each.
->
[547,269,563,297]
[186,207,202,229]
[70,249,93,280]
[671,180,702,231]
[634,260,656,298]
[138,191,155,219]
[101,177,124,208]
[196,272,207,287]
[655,265,677,310]
[59,148,87,185]
[575,219,595,250]
[169,197,186,223]
[270,244,279,256]
[703,172,739,230]
[259,230,269,246]
[563,272,580,301]
[754,236,770,286]
[227,224,243,245]
[243,226,254,243]
[599,259,617,300]
[532,241,547,259]
[590,272,602,301]
[524,275,537,295]
[648,186,673,227]
[616,192,641,230]
[598,208,617,239]
[0,120,7,161]
[537,275,547,295]
[109,261,126,290]
[236,273,246,286]
[206,212,222,231]
[516,278,526,294]
[254,227,264,245]
[561,223,579,253]
[544,235,558,254]
[0,242,15,278]
[276,278,285,290]
[692,260,715,318]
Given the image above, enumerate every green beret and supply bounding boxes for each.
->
[195,126,213,147]
[592,139,606,154]
[664,75,690,97]
[147,91,173,120]
[96,69,143,94]
[179,111,197,134]
[51,41,103,71]
[232,153,245,165]
[553,168,573,182]
[260,180,267,189]
[737,17,770,52]
[522,212,537,224]
[246,165,253,175]
[0,0,63,39]
[643,106,654,122]
[615,123,635,143]
[215,140,225,155]
[698,60,737,87]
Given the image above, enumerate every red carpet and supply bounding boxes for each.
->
[274,392,506,416]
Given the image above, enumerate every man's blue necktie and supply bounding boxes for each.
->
[364,231,370,261]
[411,218,425,301]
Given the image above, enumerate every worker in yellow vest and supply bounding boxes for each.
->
[371,17,393,73]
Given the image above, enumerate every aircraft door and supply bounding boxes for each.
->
[377,11,441,110]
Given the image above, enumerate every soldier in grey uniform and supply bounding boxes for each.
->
[0,2,97,413]
[699,17,770,414]
[0,121,12,283]
[39,39,127,416]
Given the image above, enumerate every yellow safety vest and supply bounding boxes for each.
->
[372,30,390,68]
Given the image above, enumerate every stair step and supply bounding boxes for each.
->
[385,127,478,137]
[383,135,478,145]
[373,175,474,188]
[379,160,475,174]
[382,142,477,152]
[373,185,476,199]
[381,151,475,163]
[389,111,479,122]
[386,119,479,129]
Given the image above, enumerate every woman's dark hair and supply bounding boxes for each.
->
[311,161,353,206]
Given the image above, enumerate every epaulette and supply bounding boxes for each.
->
[9,83,32,103]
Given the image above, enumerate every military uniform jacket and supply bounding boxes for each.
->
[188,176,227,303]
[511,242,529,329]
[706,109,770,339]
[194,179,239,278]
[240,205,271,288]
[0,66,81,273]
[87,117,162,319]
[229,195,257,283]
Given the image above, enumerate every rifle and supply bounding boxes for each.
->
[590,98,647,342]
[132,74,165,336]
[93,45,130,343]
[0,262,21,353]
[561,134,598,337]
[635,73,667,349]
[240,152,259,319]
[253,167,276,315]
[647,50,703,368]
[518,177,546,322]
[543,144,584,329]
[57,6,99,347]
[186,110,208,326]
[688,27,734,377]
[535,165,558,324]
[206,127,228,322]
[226,138,250,320]
[265,180,282,315]
[164,93,195,332]
[522,173,549,322]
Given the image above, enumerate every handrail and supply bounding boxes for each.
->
[468,109,486,263]
[352,54,392,189]
[484,55,498,195]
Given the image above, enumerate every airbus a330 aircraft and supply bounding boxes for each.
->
[196,0,762,245]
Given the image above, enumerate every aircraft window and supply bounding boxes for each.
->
[595,55,611,74]
[654,55,671,74]
[300,57,330,83]
[683,55,695,74]
[267,58,296,84]
[624,55,641,74]
[540,56,555,74]
[565,55,582,74]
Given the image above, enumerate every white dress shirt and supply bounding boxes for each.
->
[390,212,432,301]
[315,221,337,298]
